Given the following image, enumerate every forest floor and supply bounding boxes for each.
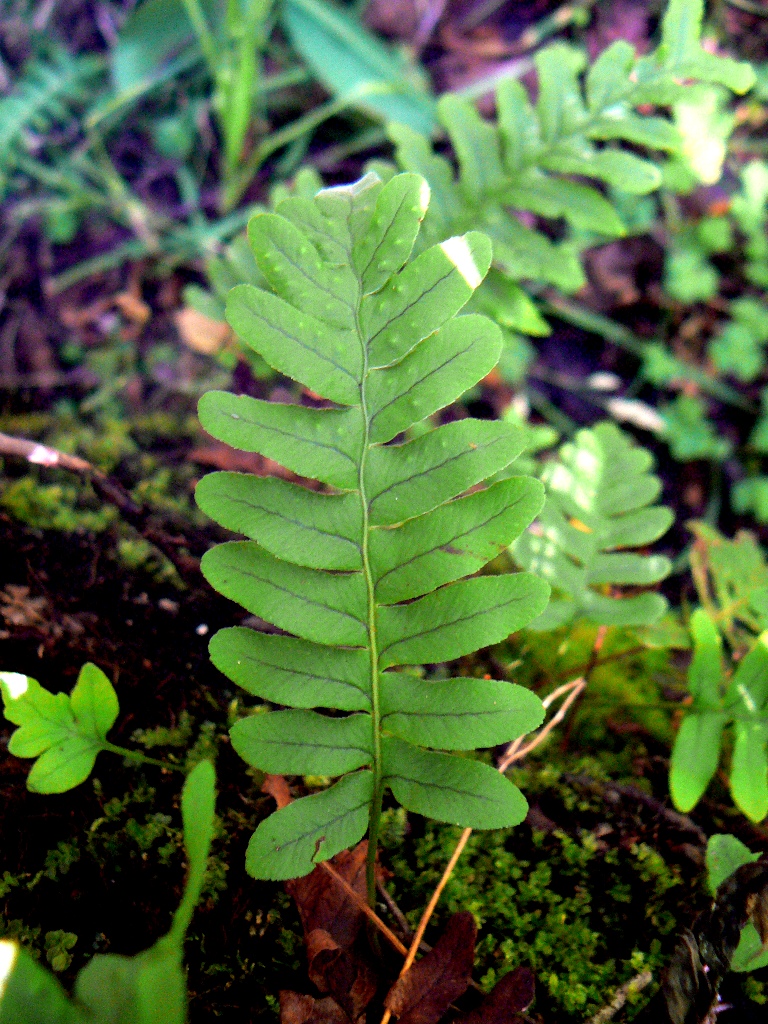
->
[2,0,768,1020]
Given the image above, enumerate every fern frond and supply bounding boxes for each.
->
[388,0,754,295]
[515,422,673,629]
[196,171,550,883]
[0,47,104,195]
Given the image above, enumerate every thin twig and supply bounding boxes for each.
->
[585,970,653,1024]
[498,677,586,772]
[320,862,408,956]
[377,878,414,939]
[0,432,201,580]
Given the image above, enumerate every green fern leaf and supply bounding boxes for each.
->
[515,422,672,629]
[387,0,754,296]
[197,171,550,882]
[0,47,103,196]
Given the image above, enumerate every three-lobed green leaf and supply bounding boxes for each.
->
[0,663,118,793]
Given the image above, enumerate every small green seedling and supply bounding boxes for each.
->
[0,759,216,1023]
[670,610,768,821]
[0,664,179,793]
[706,833,768,973]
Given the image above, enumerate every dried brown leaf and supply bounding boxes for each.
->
[306,928,377,1021]
[453,967,535,1024]
[262,773,292,809]
[174,306,230,354]
[384,911,477,1024]
[287,841,369,950]
[279,991,352,1024]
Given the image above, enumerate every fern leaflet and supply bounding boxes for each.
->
[196,172,550,889]
[515,422,672,629]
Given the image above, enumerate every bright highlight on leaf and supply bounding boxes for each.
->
[197,171,550,883]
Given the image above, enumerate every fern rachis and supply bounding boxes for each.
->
[196,171,550,897]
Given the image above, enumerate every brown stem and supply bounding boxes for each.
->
[0,431,201,581]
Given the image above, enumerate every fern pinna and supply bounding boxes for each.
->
[196,172,549,896]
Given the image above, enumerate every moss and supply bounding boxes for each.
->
[384,795,682,1020]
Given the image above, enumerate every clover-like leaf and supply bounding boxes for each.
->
[0,663,119,793]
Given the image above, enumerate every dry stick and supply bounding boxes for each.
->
[585,970,653,1024]
[378,677,587,1024]
[320,861,408,957]
[0,431,201,580]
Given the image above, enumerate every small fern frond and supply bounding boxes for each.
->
[388,0,754,295]
[196,171,550,883]
[0,47,104,195]
[515,422,673,629]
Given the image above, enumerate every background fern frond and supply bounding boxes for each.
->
[384,0,754,346]
[0,47,104,196]
[515,422,673,629]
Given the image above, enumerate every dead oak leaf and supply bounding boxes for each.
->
[306,928,377,1021]
[384,911,477,1024]
[454,967,535,1024]
[287,841,369,950]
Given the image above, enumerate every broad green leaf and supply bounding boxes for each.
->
[195,473,363,571]
[378,573,550,668]
[0,942,84,1024]
[659,0,755,93]
[504,174,626,237]
[371,477,544,604]
[74,935,186,1024]
[438,96,506,203]
[281,0,437,134]
[585,553,670,586]
[383,737,528,829]
[496,79,540,175]
[353,172,429,294]
[198,392,363,489]
[367,419,525,526]
[246,770,373,879]
[725,630,768,713]
[585,40,635,112]
[110,0,207,94]
[172,759,217,942]
[231,710,372,774]
[688,609,723,707]
[247,214,356,329]
[209,627,371,710]
[535,44,586,143]
[0,664,118,793]
[198,173,548,879]
[367,315,503,444]
[707,833,760,894]
[381,675,544,749]
[669,711,726,812]
[201,542,367,647]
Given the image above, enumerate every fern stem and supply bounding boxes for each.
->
[355,295,384,909]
